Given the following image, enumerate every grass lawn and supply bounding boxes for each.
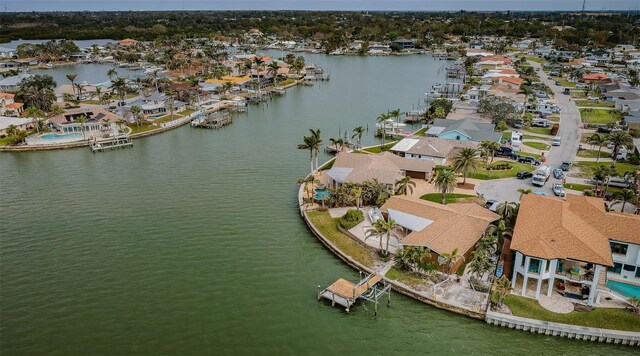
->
[385,267,425,288]
[420,193,475,204]
[307,211,375,267]
[574,161,640,177]
[575,100,614,108]
[570,91,587,98]
[318,158,336,171]
[547,116,560,122]
[363,142,397,153]
[278,78,296,86]
[579,109,622,124]
[126,93,138,99]
[470,161,535,180]
[501,131,512,140]
[504,294,640,332]
[413,127,428,135]
[523,141,549,150]
[127,123,160,134]
[523,127,552,135]
[0,135,18,146]
[523,55,545,63]
[559,80,576,87]
[153,114,183,124]
[81,100,101,105]
[564,183,595,192]
[576,149,611,159]
[180,108,196,116]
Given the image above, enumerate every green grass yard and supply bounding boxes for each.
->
[523,127,552,136]
[576,149,611,159]
[575,100,614,108]
[363,142,397,153]
[470,161,535,180]
[306,211,375,267]
[504,294,640,332]
[579,109,622,124]
[385,267,425,288]
[574,161,640,177]
[420,193,475,204]
[523,141,549,150]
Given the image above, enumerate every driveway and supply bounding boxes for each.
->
[475,60,582,203]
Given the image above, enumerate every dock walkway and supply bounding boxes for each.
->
[318,272,391,314]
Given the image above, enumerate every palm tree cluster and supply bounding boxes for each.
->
[16,74,57,112]
[588,132,633,166]
[328,179,394,208]
[452,148,481,185]
[394,246,436,276]
[365,218,400,256]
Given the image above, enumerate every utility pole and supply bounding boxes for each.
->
[581,0,586,12]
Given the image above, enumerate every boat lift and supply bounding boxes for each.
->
[318,272,391,315]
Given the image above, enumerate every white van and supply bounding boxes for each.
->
[552,137,561,146]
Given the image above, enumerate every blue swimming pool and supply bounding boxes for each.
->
[40,133,82,140]
[314,189,330,200]
[607,280,640,299]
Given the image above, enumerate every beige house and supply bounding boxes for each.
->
[0,93,24,116]
[381,196,499,273]
[326,152,435,188]
[390,136,479,165]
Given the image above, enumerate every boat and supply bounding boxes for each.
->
[368,207,383,223]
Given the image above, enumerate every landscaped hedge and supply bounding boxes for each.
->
[339,209,364,230]
[486,162,513,171]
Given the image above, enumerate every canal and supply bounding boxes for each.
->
[0,52,634,354]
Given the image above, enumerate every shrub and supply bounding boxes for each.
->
[339,209,364,230]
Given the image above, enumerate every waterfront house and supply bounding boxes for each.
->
[49,108,121,134]
[426,118,502,143]
[0,116,34,136]
[125,91,186,117]
[510,194,640,306]
[119,39,138,47]
[0,47,15,59]
[326,152,434,188]
[392,38,415,50]
[0,72,31,92]
[380,195,499,273]
[390,136,478,165]
[0,93,24,116]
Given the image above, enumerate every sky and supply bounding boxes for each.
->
[2,0,639,12]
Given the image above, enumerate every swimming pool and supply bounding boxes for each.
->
[607,280,640,299]
[40,133,83,140]
[314,189,330,200]
[148,113,165,119]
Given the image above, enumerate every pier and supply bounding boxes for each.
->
[191,112,233,129]
[89,135,133,152]
[318,273,391,315]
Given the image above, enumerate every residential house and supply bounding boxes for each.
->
[325,152,435,188]
[119,39,138,47]
[0,47,15,59]
[392,38,415,50]
[125,91,186,117]
[0,93,24,116]
[0,72,31,92]
[510,194,640,306]
[49,108,122,134]
[426,118,502,143]
[0,116,34,136]
[380,195,499,273]
[390,136,479,165]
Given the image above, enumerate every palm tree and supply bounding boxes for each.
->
[352,126,365,149]
[517,188,532,199]
[394,176,416,196]
[94,87,103,103]
[433,169,457,204]
[130,106,142,130]
[107,68,118,81]
[588,133,607,163]
[297,175,318,205]
[66,73,78,97]
[613,189,637,212]
[440,248,462,276]
[480,140,500,165]
[493,275,513,307]
[75,115,87,139]
[376,113,389,146]
[390,108,402,127]
[329,137,345,152]
[496,201,517,221]
[267,61,280,87]
[468,250,492,278]
[309,128,322,171]
[350,187,363,211]
[25,106,43,133]
[453,148,481,184]
[109,78,128,106]
[607,131,633,167]
[366,218,400,256]
[5,124,18,137]
[297,129,322,173]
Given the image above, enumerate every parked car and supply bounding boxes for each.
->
[563,88,570,95]
[484,199,498,209]
[555,80,561,85]
[496,146,519,159]
[560,161,572,171]
[553,168,564,179]
[518,156,541,165]
[552,183,566,197]
[552,136,561,146]
[517,171,534,179]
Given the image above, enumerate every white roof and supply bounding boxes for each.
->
[390,138,419,153]
[0,116,33,130]
[387,208,433,232]
[326,167,353,183]
[425,126,445,135]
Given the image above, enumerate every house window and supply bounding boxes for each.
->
[611,263,622,274]
[456,135,461,140]
[610,242,628,255]
[636,268,640,279]
[528,259,540,273]
[623,264,636,272]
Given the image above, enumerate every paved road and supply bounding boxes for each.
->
[476,61,582,203]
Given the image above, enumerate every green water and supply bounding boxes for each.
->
[0,53,634,354]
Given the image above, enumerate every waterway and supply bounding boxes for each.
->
[0,52,634,355]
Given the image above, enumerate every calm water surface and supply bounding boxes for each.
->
[1,53,634,355]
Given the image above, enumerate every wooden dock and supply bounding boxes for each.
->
[191,112,232,129]
[318,273,391,314]
[89,135,133,153]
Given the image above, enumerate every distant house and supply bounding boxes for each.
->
[510,194,640,306]
[0,116,33,136]
[0,47,15,59]
[325,152,435,188]
[49,108,122,134]
[624,110,640,131]
[583,73,608,81]
[119,39,138,47]
[426,118,501,143]
[0,73,31,92]
[390,136,478,165]
[0,93,24,116]
[125,91,186,117]
[603,89,640,102]
[392,38,415,50]
[380,195,499,274]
